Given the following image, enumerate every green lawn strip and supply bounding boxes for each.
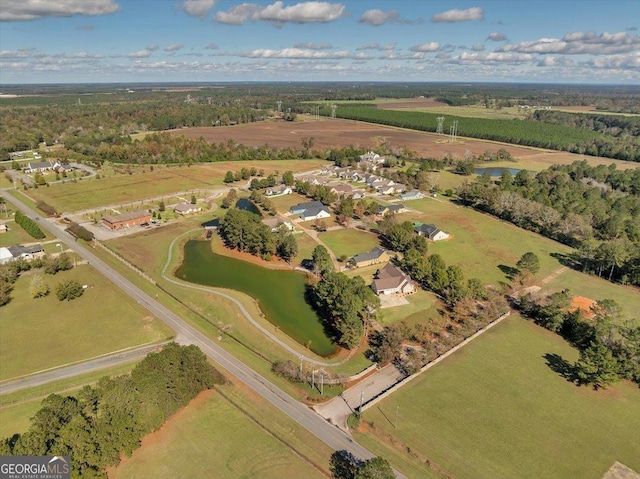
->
[6,189,39,211]
[111,384,332,479]
[28,160,327,212]
[0,220,48,247]
[269,192,313,213]
[293,232,320,267]
[358,315,640,479]
[378,290,439,326]
[541,267,640,319]
[0,264,173,381]
[0,362,138,437]
[319,228,381,259]
[406,197,572,285]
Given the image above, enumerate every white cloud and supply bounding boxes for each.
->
[214,1,345,26]
[293,42,333,50]
[1,0,121,21]
[536,56,574,67]
[409,42,440,53]
[204,43,218,50]
[358,9,398,26]
[69,51,103,58]
[180,0,216,18]
[432,7,483,23]
[471,44,485,52]
[357,43,395,51]
[238,47,352,59]
[379,52,424,60]
[164,44,184,52]
[127,50,152,58]
[0,50,30,58]
[448,52,533,65]
[146,44,159,51]
[497,30,640,55]
[487,32,507,42]
[585,52,640,70]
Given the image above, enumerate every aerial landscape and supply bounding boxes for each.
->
[1,1,639,478]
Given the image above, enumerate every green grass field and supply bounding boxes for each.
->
[319,228,381,259]
[111,385,332,479]
[0,220,52,247]
[0,264,172,380]
[356,314,640,479]
[27,160,326,212]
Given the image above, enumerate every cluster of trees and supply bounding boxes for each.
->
[14,211,45,239]
[330,451,395,479]
[55,279,84,301]
[457,161,640,285]
[271,360,347,387]
[0,343,224,477]
[312,271,380,349]
[36,200,57,216]
[65,222,95,242]
[334,106,639,161]
[533,110,640,139]
[378,219,428,254]
[249,190,277,216]
[335,196,380,226]
[519,294,639,389]
[218,208,297,262]
[0,254,73,305]
[295,180,338,205]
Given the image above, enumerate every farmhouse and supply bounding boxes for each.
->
[372,263,415,296]
[415,223,450,241]
[102,210,152,231]
[399,189,425,201]
[265,185,293,196]
[350,247,389,268]
[290,201,332,221]
[174,203,202,215]
[262,217,294,232]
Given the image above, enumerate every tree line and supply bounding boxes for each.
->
[456,161,640,286]
[14,211,45,239]
[0,343,224,478]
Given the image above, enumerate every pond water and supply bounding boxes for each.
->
[474,167,522,177]
[235,198,261,216]
[174,240,337,357]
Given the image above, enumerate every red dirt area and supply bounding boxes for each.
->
[376,97,449,109]
[570,296,596,318]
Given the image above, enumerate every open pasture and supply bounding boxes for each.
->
[27,159,326,212]
[356,315,640,479]
[0,264,172,381]
[172,119,639,171]
[111,386,331,479]
[318,228,381,259]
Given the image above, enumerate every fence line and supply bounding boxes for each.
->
[95,242,156,285]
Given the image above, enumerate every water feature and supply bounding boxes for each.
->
[474,167,522,177]
[175,240,336,356]
[235,198,261,216]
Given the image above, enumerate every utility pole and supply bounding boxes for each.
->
[359,390,364,412]
[311,369,315,390]
[395,405,399,429]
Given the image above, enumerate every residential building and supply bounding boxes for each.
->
[290,201,332,221]
[174,203,202,215]
[372,263,415,295]
[262,217,294,232]
[399,190,425,201]
[415,223,450,241]
[265,185,293,196]
[350,247,389,268]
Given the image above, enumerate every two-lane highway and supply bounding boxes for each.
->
[2,190,408,479]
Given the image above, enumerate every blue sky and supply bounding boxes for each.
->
[0,0,638,84]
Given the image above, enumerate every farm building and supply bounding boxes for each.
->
[350,247,389,268]
[372,263,415,296]
[174,203,202,215]
[102,210,152,231]
[415,223,450,241]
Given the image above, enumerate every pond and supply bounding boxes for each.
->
[474,167,522,177]
[235,198,261,216]
[174,240,337,357]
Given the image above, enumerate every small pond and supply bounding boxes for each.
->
[474,167,523,177]
[235,198,261,216]
[175,240,337,357]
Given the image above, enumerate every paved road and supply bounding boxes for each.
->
[0,339,178,395]
[2,189,409,479]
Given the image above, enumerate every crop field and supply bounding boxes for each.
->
[356,315,640,479]
[0,264,172,380]
[111,385,332,479]
[374,98,526,120]
[172,118,639,171]
[318,228,381,259]
[26,159,326,212]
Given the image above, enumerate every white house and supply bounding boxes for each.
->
[174,203,202,215]
[262,217,294,232]
[0,247,13,265]
[360,151,385,164]
[265,185,293,196]
[415,224,450,241]
[290,201,332,221]
[372,264,415,295]
[399,190,425,201]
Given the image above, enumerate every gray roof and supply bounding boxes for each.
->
[290,200,324,214]
[415,223,441,239]
[400,189,423,198]
[351,247,386,264]
[174,203,200,213]
[301,204,330,218]
[8,244,43,256]
[26,161,53,170]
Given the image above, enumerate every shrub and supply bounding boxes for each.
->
[55,280,84,301]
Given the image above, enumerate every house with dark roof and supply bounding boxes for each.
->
[290,201,331,221]
[378,204,408,215]
[350,247,389,268]
[6,243,44,261]
[23,161,55,174]
[372,263,415,296]
[414,223,450,241]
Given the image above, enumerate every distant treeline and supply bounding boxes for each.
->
[332,106,640,162]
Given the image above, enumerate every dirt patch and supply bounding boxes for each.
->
[602,462,640,479]
[571,296,596,318]
[377,97,450,109]
[169,118,640,170]
[211,237,294,271]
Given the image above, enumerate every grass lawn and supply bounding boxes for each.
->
[269,192,312,213]
[319,228,381,259]
[293,232,320,266]
[355,314,640,479]
[111,384,332,479]
[28,160,326,212]
[0,220,52,247]
[405,197,573,286]
[0,265,173,381]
